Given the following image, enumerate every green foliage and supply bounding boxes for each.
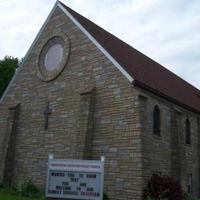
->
[0,192,35,200]
[144,196,156,200]
[0,183,44,200]
[103,192,109,200]
[0,56,19,97]
[184,192,200,200]
[0,192,44,200]
[20,180,42,199]
[0,184,19,195]
[143,174,184,200]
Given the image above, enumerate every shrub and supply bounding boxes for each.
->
[103,192,109,200]
[21,180,42,198]
[145,196,156,200]
[184,192,200,200]
[144,174,184,200]
[0,184,19,195]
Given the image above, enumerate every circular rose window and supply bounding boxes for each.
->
[45,44,64,71]
[37,35,70,82]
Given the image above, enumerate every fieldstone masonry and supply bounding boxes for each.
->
[137,88,200,197]
[0,6,143,200]
[0,3,200,200]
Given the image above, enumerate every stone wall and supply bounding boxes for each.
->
[0,6,143,200]
[0,4,199,200]
[138,88,200,197]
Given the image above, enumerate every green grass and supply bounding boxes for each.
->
[0,192,31,200]
[0,191,34,200]
[0,190,44,200]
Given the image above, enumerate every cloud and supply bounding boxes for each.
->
[0,0,55,58]
[0,0,200,88]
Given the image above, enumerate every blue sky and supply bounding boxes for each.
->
[0,0,200,88]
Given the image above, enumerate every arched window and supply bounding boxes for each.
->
[185,118,191,144]
[153,105,161,136]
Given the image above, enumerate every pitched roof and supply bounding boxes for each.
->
[59,1,200,114]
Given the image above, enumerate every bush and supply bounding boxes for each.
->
[145,196,156,200]
[144,174,184,200]
[103,192,109,200]
[184,193,200,200]
[21,180,42,198]
[0,184,19,196]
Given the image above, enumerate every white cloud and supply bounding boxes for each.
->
[0,0,200,88]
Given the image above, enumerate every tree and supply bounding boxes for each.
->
[0,56,19,98]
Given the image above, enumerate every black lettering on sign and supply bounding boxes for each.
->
[81,191,85,196]
[86,174,96,178]
[56,186,62,190]
[85,191,96,196]
[77,187,81,191]
[79,173,84,178]
[80,182,86,187]
[87,187,94,192]
[62,182,69,186]
[63,191,78,195]
[70,178,78,182]
[48,190,61,194]
[51,172,65,177]
[63,186,71,191]
[68,173,75,177]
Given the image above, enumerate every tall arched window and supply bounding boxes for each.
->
[153,105,161,136]
[185,118,191,144]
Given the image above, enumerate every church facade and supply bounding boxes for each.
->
[0,1,200,200]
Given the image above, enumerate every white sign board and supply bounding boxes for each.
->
[46,159,104,200]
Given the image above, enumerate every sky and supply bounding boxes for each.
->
[0,0,200,88]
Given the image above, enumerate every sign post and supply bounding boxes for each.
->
[46,157,105,200]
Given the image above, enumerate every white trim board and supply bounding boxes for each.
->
[58,2,134,83]
[0,1,134,104]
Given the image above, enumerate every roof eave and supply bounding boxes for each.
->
[133,79,200,115]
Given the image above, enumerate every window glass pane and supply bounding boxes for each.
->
[45,44,64,71]
[153,105,161,136]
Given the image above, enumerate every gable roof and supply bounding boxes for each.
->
[1,1,199,114]
[59,1,200,114]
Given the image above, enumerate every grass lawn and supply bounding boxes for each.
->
[0,190,44,200]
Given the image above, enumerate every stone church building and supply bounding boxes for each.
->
[0,1,200,199]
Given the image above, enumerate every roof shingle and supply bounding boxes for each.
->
[60,1,200,114]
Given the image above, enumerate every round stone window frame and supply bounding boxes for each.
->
[37,32,70,82]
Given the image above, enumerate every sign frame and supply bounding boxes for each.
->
[46,158,105,200]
